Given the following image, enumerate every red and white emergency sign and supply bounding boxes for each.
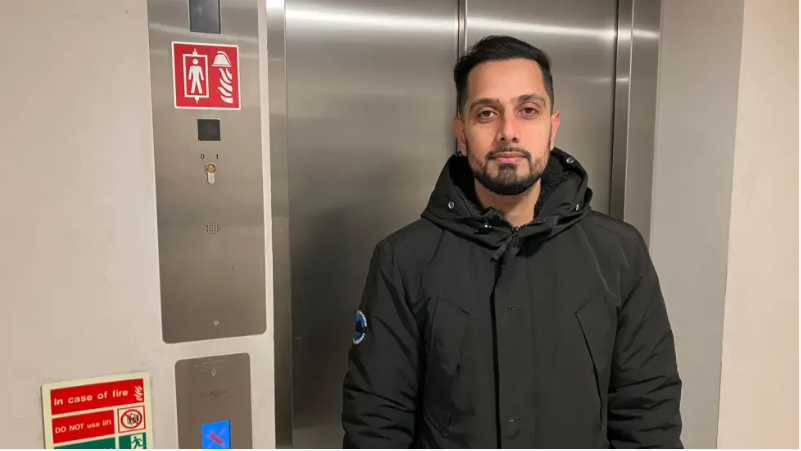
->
[172,41,241,110]
[41,372,153,449]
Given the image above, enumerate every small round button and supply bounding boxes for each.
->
[566,157,575,164]
[448,201,455,209]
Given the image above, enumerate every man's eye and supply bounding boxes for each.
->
[521,107,538,116]
[478,111,495,119]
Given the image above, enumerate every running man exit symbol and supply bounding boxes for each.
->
[201,420,231,449]
[119,432,148,449]
[130,434,144,449]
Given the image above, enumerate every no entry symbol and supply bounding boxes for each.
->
[118,406,146,432]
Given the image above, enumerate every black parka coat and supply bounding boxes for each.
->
[342,149,683,448]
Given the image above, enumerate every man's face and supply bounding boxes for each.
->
[454,58,560,196]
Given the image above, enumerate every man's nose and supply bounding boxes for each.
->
[497,113,519,144]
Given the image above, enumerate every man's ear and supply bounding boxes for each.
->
[549,110,561,150]
[453,115,467,154]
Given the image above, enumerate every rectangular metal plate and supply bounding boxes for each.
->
[146,0,266,343]
[175,353,253,449]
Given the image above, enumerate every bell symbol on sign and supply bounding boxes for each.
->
[212,52,231,68]
[212,51,235,105]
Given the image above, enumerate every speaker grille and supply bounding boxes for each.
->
[206,222,222,234]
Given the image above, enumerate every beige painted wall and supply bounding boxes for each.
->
[2,0,797,449]
[651,0,745,447]
[717,0,799,448]
[0,1,275,448]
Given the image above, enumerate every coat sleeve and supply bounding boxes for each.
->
[607,233,683,448]
[342,240,422,448]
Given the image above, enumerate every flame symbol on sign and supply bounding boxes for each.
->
[135,386,144,402]
[218,68,234,104]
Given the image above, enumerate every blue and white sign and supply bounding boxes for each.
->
[201,420,231,449]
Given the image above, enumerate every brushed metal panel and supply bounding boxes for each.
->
[611,0,633,221]
[271,0,658,447]
[265,0,294,448]
[612,0,662,242]
[464,0,618,215]
[458,0,467,56]
[147,0,266,343]
[175,353,253,449]
[624,0,661,243]
[284,0,458,447]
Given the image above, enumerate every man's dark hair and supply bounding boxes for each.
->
[454,35,554,116]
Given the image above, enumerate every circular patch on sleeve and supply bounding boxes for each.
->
[353,310,367,345]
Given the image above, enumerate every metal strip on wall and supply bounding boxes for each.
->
[455,0,467,156]
[266,0,293,448]
[610,0,663,244]
[458,0,467,57]
[611,0,633,222]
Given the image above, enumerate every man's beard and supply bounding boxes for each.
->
[465,137,549,196]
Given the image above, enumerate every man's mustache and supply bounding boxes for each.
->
[487,146,531,160]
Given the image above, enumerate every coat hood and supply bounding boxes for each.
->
[421,147,592,253]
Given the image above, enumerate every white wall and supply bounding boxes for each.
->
[651,0,745,447]
[717,0,799,448]
[653,0,799,448]
[1,1,275,448]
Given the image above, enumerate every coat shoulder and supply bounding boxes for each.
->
[382,219,444,268]
[581,210,647,249]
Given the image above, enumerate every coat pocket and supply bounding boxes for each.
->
[575,293,616,429]
[423,295,470,435]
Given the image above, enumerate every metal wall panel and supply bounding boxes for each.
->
[147,0,267,343]
[265,0,293,446]
[463,0,619,215]
[281,0,458,447]
[611,0,662,243]
[270,0,663,447]
[175,353,253,449]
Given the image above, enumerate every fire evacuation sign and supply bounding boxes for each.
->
[41,372,153,449]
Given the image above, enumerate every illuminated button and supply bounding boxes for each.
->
[206,163,216,184]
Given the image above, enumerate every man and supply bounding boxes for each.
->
[341,35,682,448]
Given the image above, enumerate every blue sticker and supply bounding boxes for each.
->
[201,420,231,449]
[353,310,367,345]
